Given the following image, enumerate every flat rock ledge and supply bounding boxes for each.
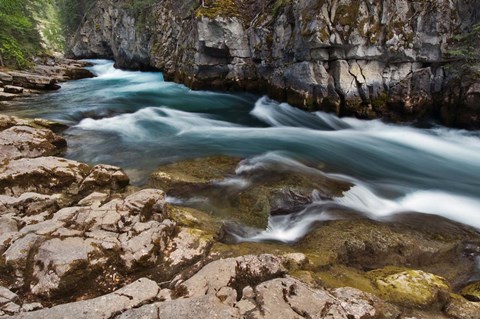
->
[0,58,94,101]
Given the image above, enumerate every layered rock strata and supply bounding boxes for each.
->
[69,0,480,128]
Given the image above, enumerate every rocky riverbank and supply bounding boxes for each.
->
[1,113,480,318]
[68,0,480,128]
[0,57,94,102]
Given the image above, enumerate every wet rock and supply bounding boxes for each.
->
[3,86,23,94]
[0,92,16,101]
[30,119,68,134]
[0,125,66,161]
[8,278,159,319]
[294,218,480,286]
[63,67,95,80]
[150,156,239,191]
[8,72,59,91]
[0,157,90,196]
[461,281,480,302]
[371,269,450,309]
[151,156,349,228]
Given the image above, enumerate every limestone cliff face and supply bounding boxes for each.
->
[69,0,480,128]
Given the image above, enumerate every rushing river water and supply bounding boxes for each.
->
[4,60,480,242]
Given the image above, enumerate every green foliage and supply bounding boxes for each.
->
[448,24,480,65]
[195,0,241,19]
[32,0,65,53]
[56,0,97,38]
[0,0,42,68]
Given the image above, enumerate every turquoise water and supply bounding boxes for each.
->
[5,60,480,241]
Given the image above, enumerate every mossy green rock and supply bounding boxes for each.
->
[461,281,480,302]
[150,155,350,229]
[372,269,450,308]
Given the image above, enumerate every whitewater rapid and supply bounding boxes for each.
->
[5,60,480,243]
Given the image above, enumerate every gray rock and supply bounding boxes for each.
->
[0,72,13,83]
[0,193,59,216]
[8,72,58,91]
[248,277,383,319]
[119,220,174,269]
[0,92,16,101]
[164,227,212,268]
[3,233,42,272]
[77,192,109,208]
[0,116,29,131]
[180,254,286,297]
[20,303,43,312]
[0,157,90,196]
[0,287,18,306]
[30,237,104,296]
[8,278,159,319]
[3,86,23,94]
[68,0,480,128]
[116,295,240,319]
[0,125,66,162]
[79,164,129,194]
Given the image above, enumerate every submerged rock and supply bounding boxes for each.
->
[151,155,350,228]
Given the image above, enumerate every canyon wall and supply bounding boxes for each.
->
[69,0,480,128]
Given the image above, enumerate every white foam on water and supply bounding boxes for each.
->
[76,106,240,140]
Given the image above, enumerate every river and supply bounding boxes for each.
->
[4,60,480,242]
